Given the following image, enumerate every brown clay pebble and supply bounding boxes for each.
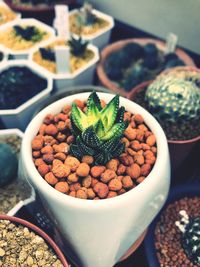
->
[93,182,109,199]
[90,166,106,177]
[108,178,122,191]
[146,134,156,147]
[45,172,58,185]
[107,191,118,198]
[101,169,116,183]
[55,182,69,193]
[64,156,80,171]
[76,189,87,199]
[122,176,134,189]
[67,173,79,183]
[38,164,49,176]
[32,138,43,150]
[106,159,119,172]
[76,163,90,177]
[52,163,70,178]
[45,124,58,136]
[82,175,92,188]
[41,145,53,154]
[43,153,54,164]
[126,163,141,179]
[82,155,94,165]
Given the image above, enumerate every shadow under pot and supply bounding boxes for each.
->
[127,67,200,173]
[0,60,53,131]
[144,184,200,267]
[0,215,69,266]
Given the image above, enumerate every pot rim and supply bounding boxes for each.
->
[0,214,69,267]
[22,91,170,209]
[127,77,200,144]
[96,38,196,97]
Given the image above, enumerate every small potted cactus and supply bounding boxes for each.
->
[97,38,195,97]
[21,90,170,267]
[144,184,200,267]
[30,36,99,91]
[0,129,34,216]
[128,66,200,172]
[69,2,114,49]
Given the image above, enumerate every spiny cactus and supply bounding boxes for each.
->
[175,210,200,266]
[70,92,128,165]
[145,76,200,123]
[68,36,88,57]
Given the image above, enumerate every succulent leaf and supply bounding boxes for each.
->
[70,144,83,159]
[86,91,102,125]
[101,121,128,141]
[100,95,119,130]
[94,119,105,139]
[82,126,101,148]
[76,136,95,156]
[116,106,125,123]
[71,103,88,130]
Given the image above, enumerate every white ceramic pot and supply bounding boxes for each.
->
[0,2,21,27]
[29,39,99,92]
[21,92,170,267]
[0,128,35,216]
[0,18,55,59]
[69,9,114,50]
[0,60,53,131]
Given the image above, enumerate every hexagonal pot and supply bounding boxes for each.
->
[69,8,114,50]
[127,67,200,173]
[0,215,69,267]
[29,38,99,92]
[96,38,196,97]
[0,18,55,59]
[0,128,35,215]
[0,60,53,131]
[21,91,170,267]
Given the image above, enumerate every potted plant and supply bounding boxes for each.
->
[4,0,75,24]
[96,38,196,97]
[21,90,170,267]
[0,18,55,59]
[0,214,69,266]
[0,1,21,26]
[69,2,114,50]
[30,36,99,92]
[144,184,200,267]
[0,128,35,215]
[127,66,200,172]
[0,59,53,130]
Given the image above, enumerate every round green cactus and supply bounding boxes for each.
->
[145,76,200,123]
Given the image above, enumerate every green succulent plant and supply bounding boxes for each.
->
[81,2,97,25]
[70,92,128,165]
[145,76,200,123]
[68,36,89,57]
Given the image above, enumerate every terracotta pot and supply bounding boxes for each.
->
[4,0,75,24]
[0,215,69,267]
[96,38,196,97]
[127,72,200,173]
